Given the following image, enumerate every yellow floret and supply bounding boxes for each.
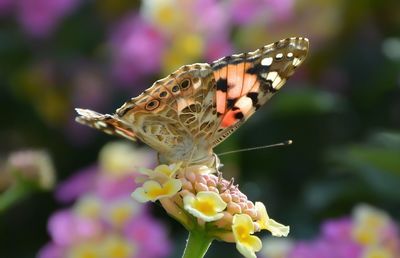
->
[255,202,289,237]
[131,178,182,202]
[183,191,227,222]
[232,214,262,258]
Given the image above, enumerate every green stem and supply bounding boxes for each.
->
[0,182,31,213]
[182,230,213,258]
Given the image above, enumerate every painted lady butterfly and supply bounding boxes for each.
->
[76,37,309,168]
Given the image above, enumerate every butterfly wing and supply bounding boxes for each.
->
[210,37,309,146]
[113,64,218,164]
[75,37,309,165]
[75,108,137,141]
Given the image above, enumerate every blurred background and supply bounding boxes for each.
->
[1,0,400,257]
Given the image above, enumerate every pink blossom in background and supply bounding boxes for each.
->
[109,14,166,85]
[264,0,295,22]
[204,37,234,62]
[0,0,13,15]
[288,218,359,258]
[283,205,400,258]
[321,217,353,242]
[40,142,170,258]
[230,0,295,26]
[37,243,64,258]
[39,195,171,258]
[95,174,139,200]
[194,0,229,36]
[124,216,172,258]
[48,210,103,246]
[16,0,80,37]
[56,164,140,201]
[57,142,156,202]
[55,166,97,203]
[288,238,362,258]
[230,0,264,25]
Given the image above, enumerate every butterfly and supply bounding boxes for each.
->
[76,37,309,168]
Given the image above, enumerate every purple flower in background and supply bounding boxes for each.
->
[56,142,155,202]
[16,0,80,37]
[194,0,229,36]
[204,37,234,62]
[48,209,103,246]
[230,0,294,25]
[37,243,64,258]
[0,0,13,15]
[55,166,97,203]
[230,0,263,25]
[124,216,171,258]
[288,239,362,258]
[264,0,295,22]
[262,205,400,258]
[109,14,166,85]
[321,217,353,242]
[39,142,170,258]
[39,195,170,258]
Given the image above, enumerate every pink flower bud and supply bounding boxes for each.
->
[244,208,257,218]
[220,192,232,203]
[195,174,207,185]
[247,201,255,209]
[231,194,240,203]
[227,202,242,214]
[195,182,209,192]
[207,178,217,187]
[182,181,193,191]
[208,186,218,193]
[238,202,247,211]
[214,211,233,228]
[185,171,196,182]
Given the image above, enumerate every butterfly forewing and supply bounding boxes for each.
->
[210,37,309,146]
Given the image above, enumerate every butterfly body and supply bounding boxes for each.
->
[76,37,309,167]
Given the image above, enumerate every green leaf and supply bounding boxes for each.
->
[268,87,342,115]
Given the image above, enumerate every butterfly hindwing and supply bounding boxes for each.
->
[111,64,218,163]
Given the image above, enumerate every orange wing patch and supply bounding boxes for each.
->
[213,61,260,128]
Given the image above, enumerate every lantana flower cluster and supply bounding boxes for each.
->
[38,142,171,258]
[4,149,55,190]
[39,194,170,258]
[261,204,400,258]
[0,149,55,213]
[132,163,289,258]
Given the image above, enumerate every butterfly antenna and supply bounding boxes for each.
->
[217,140,293,156]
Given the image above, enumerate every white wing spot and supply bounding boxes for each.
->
[293,57,302,66]
[274,78,286,90]
[287,52,293,58]
[261,57,273,66]
[232,53,244,58]
[275,53,283,59]
[95,121,107,129]
[266,71,283,89]
[266,71,278,82]
[115,129,128,138]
